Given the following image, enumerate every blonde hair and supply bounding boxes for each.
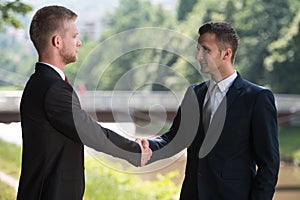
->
[29,5,77,53]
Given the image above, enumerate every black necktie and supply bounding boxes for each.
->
[203,84,218,133]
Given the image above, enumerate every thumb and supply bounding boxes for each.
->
[141,139,149,148]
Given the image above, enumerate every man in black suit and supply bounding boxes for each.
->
[17,5,151,200]
[139,22,280,199]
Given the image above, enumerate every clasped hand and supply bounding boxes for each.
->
[136,138,152,167]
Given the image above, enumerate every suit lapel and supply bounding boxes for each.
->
[198,83,208,137]
[225,73,244,110]
[198,74,245,158]
[197,81,209,119]
[188,82,208,151]
[210,74,244,126]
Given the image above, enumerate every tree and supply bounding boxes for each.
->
[177,0,198,21]
[173,0,295,90]
[0,1,32,89]
[100,0,174,40]
[0,0,32,30]
[264,4,300,94]
[234,0,291,86]
[77,0,177,91]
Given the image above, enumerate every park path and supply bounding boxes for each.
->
[0,171,18,193]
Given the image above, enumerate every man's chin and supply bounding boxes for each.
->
[66,57,77,65]
[200,67,209,74]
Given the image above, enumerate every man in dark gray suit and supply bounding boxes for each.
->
[140,22,280,199]
[17,5,151,200]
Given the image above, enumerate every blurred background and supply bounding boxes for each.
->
[0,0,300,199]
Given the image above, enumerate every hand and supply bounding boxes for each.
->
[136,138,152,167]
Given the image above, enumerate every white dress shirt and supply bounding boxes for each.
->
[204,71,238,122]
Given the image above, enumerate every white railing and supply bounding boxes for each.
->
[0,90,300,113]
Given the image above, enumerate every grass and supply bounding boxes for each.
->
[0,180,16,200]
[278,126,300,164]
[84,157,180,200]
[0,139,22,178]
[0,86,22,91]
[0,139,180,199]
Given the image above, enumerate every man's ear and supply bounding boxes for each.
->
[51,35,61,48]
[223,48,232,60]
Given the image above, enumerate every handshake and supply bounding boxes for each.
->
[135,138,152,167]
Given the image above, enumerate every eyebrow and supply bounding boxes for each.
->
[197,44,209,51]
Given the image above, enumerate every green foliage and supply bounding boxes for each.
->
[0,0,32,30]
[84,157,180,200]
[2,0,300,93]
[76,0,180,91]
[0,32,36,89]
[264,5,300,94]
[0,139,21,178]
[294,150,300,166]
[102,2,175,41]
[0,180,16,200]
[0,1,34,89]
[2,123,300,199]
[234,0,291,86]
[172,0,300,93]
[0,139,181,200]
[278,126,300,162]
[177,0,198,21]
[101,0,175,40]
[178,0,292,86]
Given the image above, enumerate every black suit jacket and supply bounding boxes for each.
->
[148,74,279,200]
[17,63,141,200]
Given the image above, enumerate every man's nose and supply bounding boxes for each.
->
[196,50,204,61]
[78,39,82,47]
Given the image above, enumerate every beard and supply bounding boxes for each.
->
[60,45,77,65]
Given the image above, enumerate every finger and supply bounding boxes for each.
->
[140,149,147,166]
[140,153,151,167]
[135,138,141,145]
[141,139,149,148]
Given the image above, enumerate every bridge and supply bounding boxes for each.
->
[0,90,299,125]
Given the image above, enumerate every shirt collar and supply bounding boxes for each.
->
[38,62,65,81]
[209,71,237,93]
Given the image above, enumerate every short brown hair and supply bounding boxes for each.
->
[198,22,240,63]
[29,5,77,53]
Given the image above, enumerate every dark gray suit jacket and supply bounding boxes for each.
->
[148,73,279,200]
[17,63,141,200]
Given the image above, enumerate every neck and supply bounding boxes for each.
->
[211,64,235,83]
[39,56,65,72]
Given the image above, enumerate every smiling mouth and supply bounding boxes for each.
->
[200,62,207,67]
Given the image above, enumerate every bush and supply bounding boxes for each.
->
[0,180,16,200]
[0,139,21,178]
[293,150,300,166]
[278,126,300,161]
[84,157,181,200]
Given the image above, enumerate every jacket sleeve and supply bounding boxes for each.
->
[147,85,200,163]
[250,89,280,199]
[44,81,141,166]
